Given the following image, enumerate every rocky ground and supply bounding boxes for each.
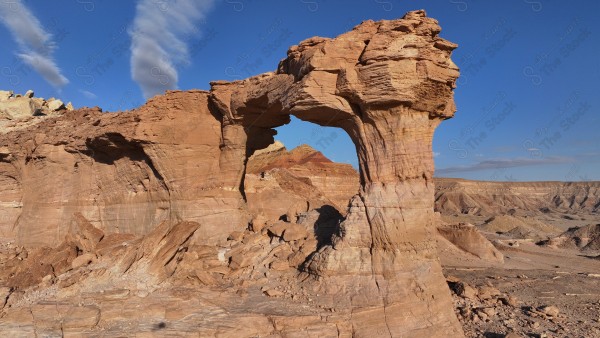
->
[1,188,598,337]
[442,218,600,338]
[449,266,600,338]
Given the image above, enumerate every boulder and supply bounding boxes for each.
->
[250,214,268,233]
[282,224,309,242]
[0,97,37,119]
[448,280,478,300]
[48,99,65,111]
[71,253,96,269]
[229,248,261,270]
[66,213,104,253]
[0,90,14,101]
[267,222,289,238]
[539,305,560,317]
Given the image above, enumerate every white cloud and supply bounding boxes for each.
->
[18,52,69,87]
[79,89,98,99]
[0,1,69,87]
[433,152,441,157]
[130,0,213,99]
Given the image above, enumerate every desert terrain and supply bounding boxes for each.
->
[436,179,600,338]
[0,9,598,338]
[1,135,598,337]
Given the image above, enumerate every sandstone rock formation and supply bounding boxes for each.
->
[0,91,246,247]
[210,9,461,335]
[0,10,463,336]
[0,90,75,139]
[0,90,73,120]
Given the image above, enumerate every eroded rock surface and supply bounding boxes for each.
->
[0,10,463,337]
[0,90,246,247]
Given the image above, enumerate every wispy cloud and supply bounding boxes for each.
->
[130,0,213,99]
[79,89,97,99]
[436,156,573,175]
[0,1,69,87]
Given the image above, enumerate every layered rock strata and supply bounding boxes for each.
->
[245,142,359,220]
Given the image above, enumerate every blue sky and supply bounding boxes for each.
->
[0,0,598,182]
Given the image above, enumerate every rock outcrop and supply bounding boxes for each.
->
[0,91,247,247]
[0,90,73,121]
[210,9,461,336]
[0,10,463,337]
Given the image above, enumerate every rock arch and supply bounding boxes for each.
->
[209,10,462,336]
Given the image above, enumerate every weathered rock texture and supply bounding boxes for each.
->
[0,91,246,247]
[0,10,463,337]
[545,224,600,252]
[0,90,73,128]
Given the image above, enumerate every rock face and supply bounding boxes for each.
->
[0,10,463,337]
[0,90,246,246]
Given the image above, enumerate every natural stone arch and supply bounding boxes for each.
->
[210,10,462,336]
